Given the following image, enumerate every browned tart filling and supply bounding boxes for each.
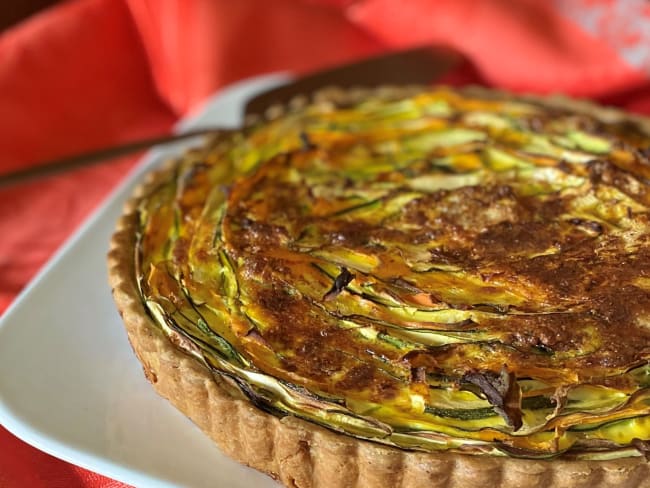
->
[110,86,650,485]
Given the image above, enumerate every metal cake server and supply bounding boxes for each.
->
[0,46,463,188]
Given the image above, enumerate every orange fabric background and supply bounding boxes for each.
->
[2,0,650,485]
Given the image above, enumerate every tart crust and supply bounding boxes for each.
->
[108,86,650,488]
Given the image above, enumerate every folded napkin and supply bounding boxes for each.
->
[2,0,650,486]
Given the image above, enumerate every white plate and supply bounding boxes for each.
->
[0,74,292,488]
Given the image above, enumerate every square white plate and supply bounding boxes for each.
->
[0,73,292,488]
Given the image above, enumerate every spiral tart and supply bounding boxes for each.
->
[109,86,650,487]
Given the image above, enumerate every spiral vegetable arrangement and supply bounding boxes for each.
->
[135,87,650,460]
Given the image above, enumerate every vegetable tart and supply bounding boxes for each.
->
[108,86,650,487]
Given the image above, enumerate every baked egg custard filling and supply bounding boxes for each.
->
[135,87,650,460]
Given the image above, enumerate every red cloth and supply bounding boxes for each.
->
[2,0,650,485]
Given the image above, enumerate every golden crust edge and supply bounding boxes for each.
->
[107,85,650,488]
